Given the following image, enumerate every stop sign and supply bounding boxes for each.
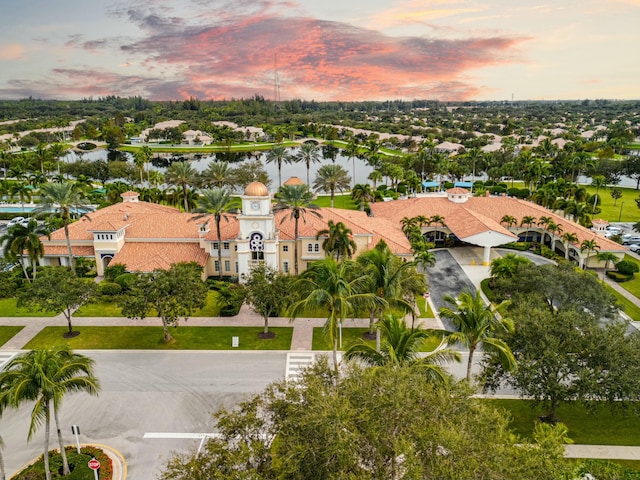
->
[88,458,100,470]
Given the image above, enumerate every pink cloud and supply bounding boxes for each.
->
[0,44,26,61]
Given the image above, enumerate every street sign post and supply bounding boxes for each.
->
[88,458,100,480]
[71,425,81,454]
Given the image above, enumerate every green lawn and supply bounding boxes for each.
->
[73,291,221,317]
[583,185,640,222]
[313,194,358,210]
[416,295,435,318]
[615,254,640,300]
[312,326,373,350]
[24,326,293,350]
[311,325,443,351]
[0,298,57,317]
[604,283,640,321]
[485,399,640,446]
[0,326,24,346]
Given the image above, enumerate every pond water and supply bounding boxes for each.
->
[64,147,375,191]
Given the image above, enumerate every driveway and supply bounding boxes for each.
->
[425,249,477,331]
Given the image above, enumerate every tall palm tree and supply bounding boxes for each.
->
[190,188,238,279]
[315,220,357,262]
[597,252,619,281]
[357,240,425,335]
[202,160,235,189]
[546,221,563,252]
[33,182,90,276]
[165,161,198,212]
[0,220,47,282]
[34,144,51,175]
[9,181,32,213]
[439,291,515,383]
[265,145,291,187]
[343,140,360,187]
[273,184,322,275]
[0,347,100,480]
[561,232,579,260]
[290,258,383,372]
[295,142,321,185]
[344,314,460,383]
[133,149,147,185]
[579,239,600,269]
[590,175,606,213]
[313,164,351,208]
[48,143,68,177]
[351,183,375,211]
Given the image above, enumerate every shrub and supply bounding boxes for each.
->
[606,271,631,283]
[616,260,639,276]
[114,273,138,291]
[104,263,127,282]
[489,185,507,195]
[99,281,122,296]
[501,242,531,251]
[575,459,640,480]
[443,181,454,189]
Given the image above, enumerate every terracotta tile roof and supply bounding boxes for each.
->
[42,245,95,256]
[201,215,240,241]
[275,208,412,255]
[111,242,209,272]
[370,195,626,252]
[46,201,200,241]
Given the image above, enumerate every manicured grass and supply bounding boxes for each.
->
[604,283,640,321]
[615,254,640,300]
[582,185,640,222]
[73,291,222,317]
[416,295,435,318]
[24,326,293,350]
[193,291,223,316]
[0,298,57,317]
[311,325,443,352]
[73,299,123,317]
[313,194,358,210]
[485,399,640,445]
[312,326,373,351]
[0,326,23,346]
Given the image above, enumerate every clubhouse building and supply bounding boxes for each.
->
[39,183,626,278]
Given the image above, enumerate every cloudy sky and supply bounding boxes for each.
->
[1,0,638,102]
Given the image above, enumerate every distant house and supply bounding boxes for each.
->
[182,129,213,145]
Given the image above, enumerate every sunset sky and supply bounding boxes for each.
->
[1,0,638,102]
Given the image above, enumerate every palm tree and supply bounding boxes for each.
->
[579,239,600,269]
[489,253,532,281]
[315,220,357,262]
[344,314,460,383]
[202,160,235,189]
[343,139,360,187]
[133,149,148,185]
[0,434,4,480]
[33,182,90,276]
[429,214,446,244]
[290,258,383,372]
[34,143,51,175]
[9,181,32,213]
[165,161,198,212]
[546,221,563,252]
[500,215,517,228]
[357,240,425,335]
[597,252,619,281]
[48,143,68,177]
[439,291,515,383]
[351,183,375,211]
[0,347,100,480]
[561,232,579,260]
[313,164,351,208]
[0,220,47,282]
[273,184,322,275]
[265,145,291,187]
[591,175,606,213]
[295,142,321,185]
[190,188,238,279]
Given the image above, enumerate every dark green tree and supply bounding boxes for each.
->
[119,262,208,342]
[315,220,357,261]
[244,264,293,337]
[160,359,571,480]
[17,267,97,337]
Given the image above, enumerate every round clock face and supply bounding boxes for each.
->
[251,201,260,211]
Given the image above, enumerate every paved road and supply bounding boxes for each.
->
[0,351,287,480]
